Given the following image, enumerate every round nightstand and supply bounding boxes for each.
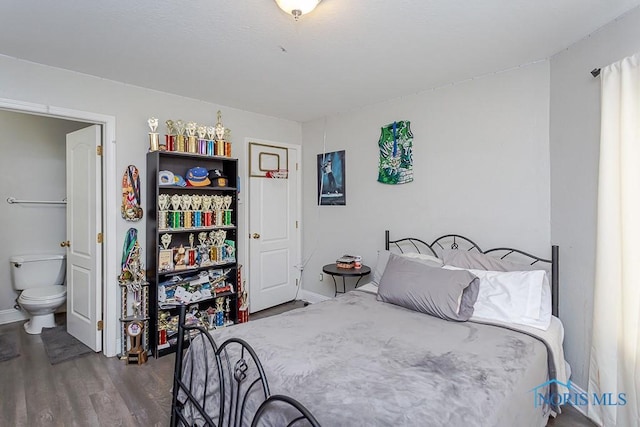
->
[322,264,371,297]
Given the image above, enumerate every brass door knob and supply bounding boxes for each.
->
[60,241,71,247]
[252,233,261,239]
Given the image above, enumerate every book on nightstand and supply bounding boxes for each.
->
[336,255,356,269]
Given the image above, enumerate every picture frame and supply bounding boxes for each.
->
[158,249,174,273]
[317,150,346,206]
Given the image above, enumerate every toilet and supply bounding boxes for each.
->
[10,254,67,335]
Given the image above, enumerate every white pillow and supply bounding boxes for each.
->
[371,250,443,286]
[443,265,551,330]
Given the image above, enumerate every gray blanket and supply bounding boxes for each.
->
[180,291,553,426]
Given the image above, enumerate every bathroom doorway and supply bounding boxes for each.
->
[0,98,118,356]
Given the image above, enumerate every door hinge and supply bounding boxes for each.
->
[97,146,103,156]
[97,320,104,331]
[296,163,299,171]
[97,233,103,243]
[295,220,299,229]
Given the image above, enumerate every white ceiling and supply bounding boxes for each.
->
[1,0,638,122]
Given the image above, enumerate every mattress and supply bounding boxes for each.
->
[181,289,568,426]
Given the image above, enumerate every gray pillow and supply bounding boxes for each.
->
[371,250,442,286]
[377,253,479,321]
[442,249,548,273]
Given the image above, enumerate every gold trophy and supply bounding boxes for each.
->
[214,111,226,156]
[148,117,159,151]
[175,120,186,152]
[186,121,197,154]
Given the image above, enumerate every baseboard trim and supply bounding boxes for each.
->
[0,308,28,325]
[299,290,331,304]
[567,382,590,419]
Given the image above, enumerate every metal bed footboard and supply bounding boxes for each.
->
[170,305,320,427]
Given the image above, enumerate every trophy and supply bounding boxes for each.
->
[222,195,232,210]
[212,229,226,247]
[198,232,211,266]
[223,195,233,225]
[148,117,160,151]
[206,126,216,156]
[126,320,148,365]
[174,245,187,270]
[170,194,182,229]
[214,111,225,141]
[191,195,202,211]
[158,194,170,211]
[214,110,225,156]
[213,195,224,226]
[197,125,207,155]
[180,194,192,228]
[170,194,181,210]
[215,298,225,327]
[224,297,231,325]
[186,121,197,153]
[159,233,173,272]
[175,120,186,152]
[202,195,213,211]
[202,195,213,227]
[158,194,169,229]
[165,119,175,151]
[223,128,232,157]
[191,195,202,228]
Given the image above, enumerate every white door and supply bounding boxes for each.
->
[65,125,102,351]
[248,142,300,313]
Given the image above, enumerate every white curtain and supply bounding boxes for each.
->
[589,52,640,427]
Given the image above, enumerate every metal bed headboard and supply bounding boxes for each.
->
[385,230,560,317]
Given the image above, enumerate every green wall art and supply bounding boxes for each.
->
[377,120,413,185]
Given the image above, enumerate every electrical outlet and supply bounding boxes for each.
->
[319,273,323,281]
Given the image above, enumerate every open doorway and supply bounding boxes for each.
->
[0,98,118,357]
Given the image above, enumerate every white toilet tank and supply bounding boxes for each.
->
[10,254,66,290]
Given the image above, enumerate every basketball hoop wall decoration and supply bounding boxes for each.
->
[249,142,289,179]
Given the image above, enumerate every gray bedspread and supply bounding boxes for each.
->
[181,290,554,426]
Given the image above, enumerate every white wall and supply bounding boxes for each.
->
[549,7,640,390]
[0,55,301,337]
[0,110,86,316]
[301,61,551,296]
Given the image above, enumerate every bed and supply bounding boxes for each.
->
[170,230,569,426]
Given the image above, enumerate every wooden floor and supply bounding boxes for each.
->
[0,303,595,427]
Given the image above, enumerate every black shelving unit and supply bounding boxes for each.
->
[146,151,239,357]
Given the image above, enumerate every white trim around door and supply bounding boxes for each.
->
[244,138,303,312]
[0,97,118,357]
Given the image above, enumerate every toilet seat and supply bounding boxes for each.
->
[20,285,66,301]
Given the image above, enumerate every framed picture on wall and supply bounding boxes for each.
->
[317,150,346,206]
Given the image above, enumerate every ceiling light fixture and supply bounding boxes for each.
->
[275,0,322,20]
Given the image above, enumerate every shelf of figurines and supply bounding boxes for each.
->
[158,225,236,234]
[157,194,235,230]
[158,267,236,306]
[156,301,238,356]
[157,227,235,274]
[147,114,234,158]
[156,269,238,355]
